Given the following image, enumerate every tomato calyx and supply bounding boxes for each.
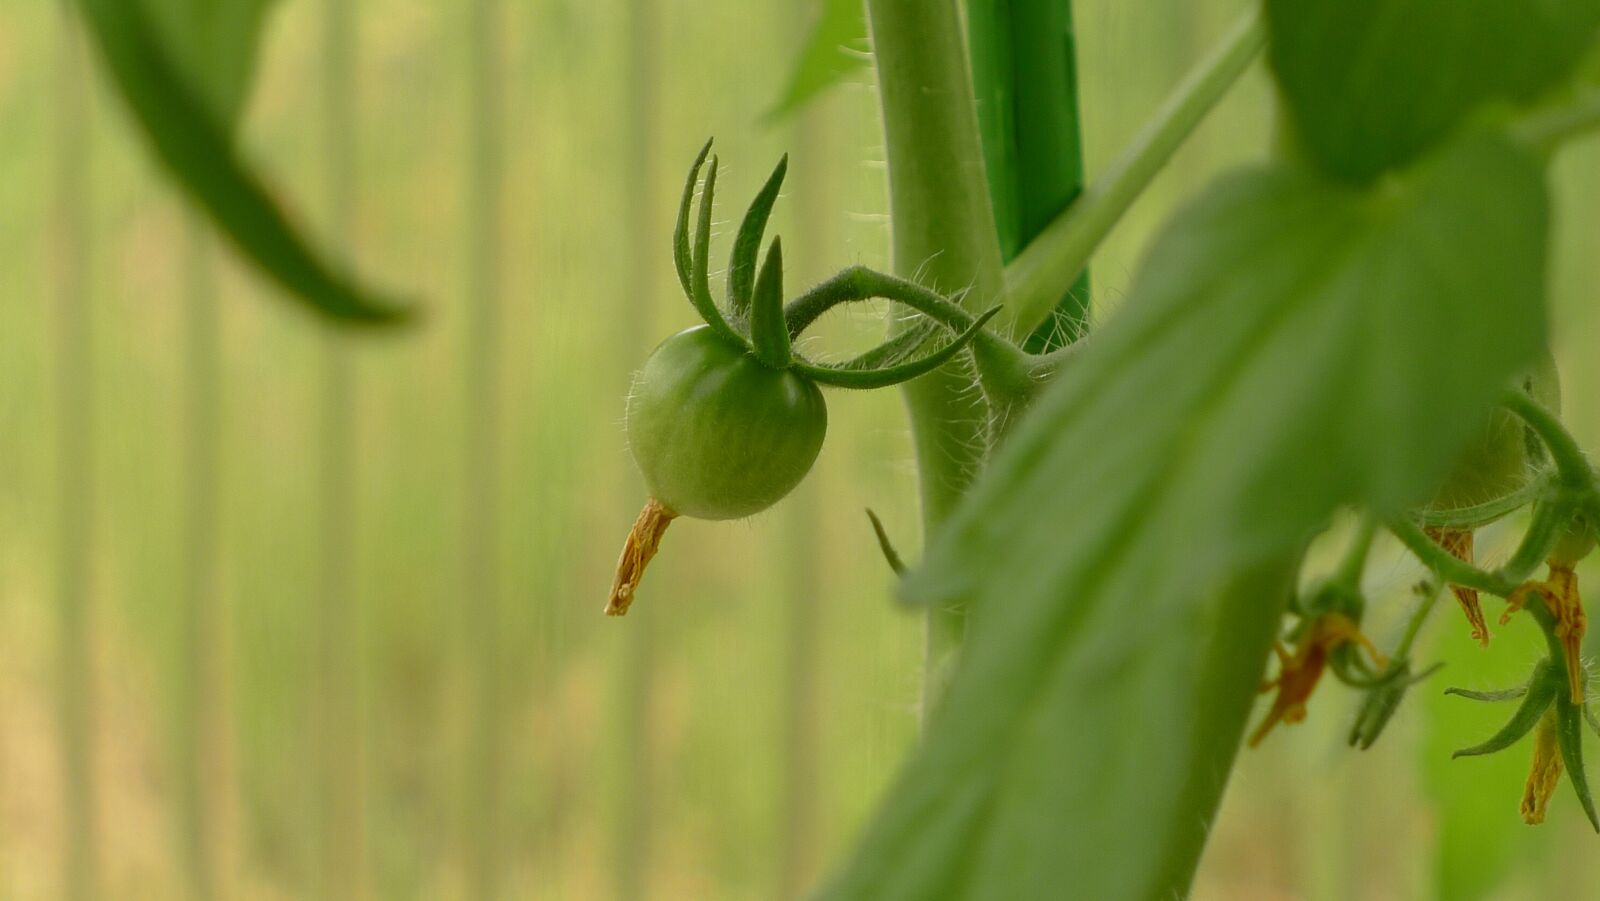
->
[672,139,1001,387]
[1446,657,1600,830]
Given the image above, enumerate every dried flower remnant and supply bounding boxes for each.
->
[1426,526,1490,646]
[1250,613,1384,747]
[1521,708,1565,825]
[1504,562,1588,703]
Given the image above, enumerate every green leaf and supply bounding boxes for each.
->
[821,134,1548,901]
[1267,0,1600,183]
[750,238,791,368]
[74,0,409,325]
[967,0,1091,352]
[143,0,276,124]
[764,0,869,121]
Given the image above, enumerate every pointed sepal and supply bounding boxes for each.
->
[1444,685,1530,702]
[1348,660,1443,750]
[1555,692,1600,831]
[684,154,747,348]
[673,139,713,299]
[1452,662,1558,758]
[727,155,789,318]
[749,237,791,368]
[865,508,907,576]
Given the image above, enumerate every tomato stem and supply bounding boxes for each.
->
[865,0,1007,717]
[1504,390,1600,517]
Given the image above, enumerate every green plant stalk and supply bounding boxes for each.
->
[54,14,99,901]
[1004,7,1265,336]
[178,210,222,901]
[1504,391,1598,505]
[967,0,1091,351]
[315,3,365,897]
[1390,503,1565,597]
[865,0,1008,714]
[463,0,505,896]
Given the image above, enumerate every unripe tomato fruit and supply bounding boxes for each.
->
[1426,355,1561,521]
[627,326,827,520]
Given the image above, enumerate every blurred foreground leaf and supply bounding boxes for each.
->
[144,0,276,123]
[766,0,868,121]
[74,0,410,325]
[822,134,1548,900]
[1267,0,1600,183]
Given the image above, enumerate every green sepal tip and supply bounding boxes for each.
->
[687,153,746,348]
[1555,693,1600,832]
[865,508,908,576]
[1348,660,1442,750]
[727,154,790,318]
[673,138,714,299]
[1451,662,1558,759]
[750,237,791,368]
[1444,686,1530,703]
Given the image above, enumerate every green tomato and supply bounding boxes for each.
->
[1426,354,1561,522]
[627,325,826,520]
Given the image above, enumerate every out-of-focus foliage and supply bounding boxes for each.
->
[766,0,868,121]
[144,0,276,122]
[826,133,1548,901]
[73,0,408,323]
[1267,0,1600,182]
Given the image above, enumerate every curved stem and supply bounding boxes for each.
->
[1504,390,1596,494]
[1392,579,1443,662]
[1336,514,1379,586]
[1004,7,1264,336]
[1390,500,1567,598]
[1389,517,1518,597]
[784,265,979,335]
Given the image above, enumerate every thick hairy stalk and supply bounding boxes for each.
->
[865,0,1007,713]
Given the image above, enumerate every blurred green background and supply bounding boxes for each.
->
[4,1,1600,898]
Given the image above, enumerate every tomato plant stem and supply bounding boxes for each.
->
[1004,7,1264,337]
[865,0,1007,716]
[1390,504,1565,598]
[1504,391,1599,500]
[1336,514,1379,586]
